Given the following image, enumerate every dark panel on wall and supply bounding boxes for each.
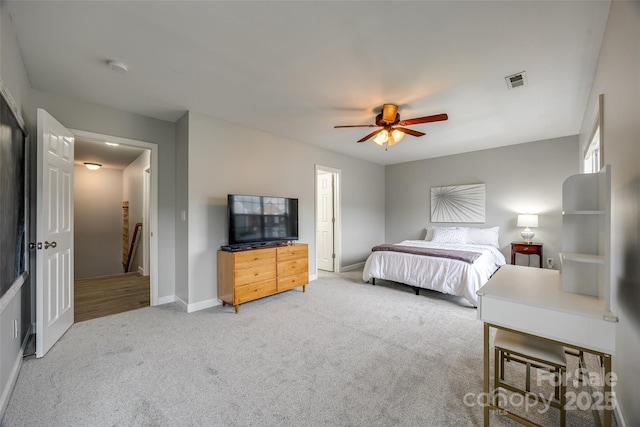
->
[0,84,27,298]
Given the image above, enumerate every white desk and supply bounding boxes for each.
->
[477,265,617,427]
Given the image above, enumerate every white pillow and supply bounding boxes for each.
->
[466,226,500,248]
[430,227,467,244]
[425,226,459,241]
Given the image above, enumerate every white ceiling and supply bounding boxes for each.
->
[6,1,610,166]
[74,138,146,170]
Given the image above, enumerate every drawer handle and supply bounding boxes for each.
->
[523,247,529,251]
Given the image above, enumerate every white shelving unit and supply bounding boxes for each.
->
[560,165,611,310]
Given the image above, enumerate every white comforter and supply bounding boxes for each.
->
[362,240,506,306]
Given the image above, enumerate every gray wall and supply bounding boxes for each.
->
[74,165,123,279]
[29,89,177,300]
[183,112,385,309]
[174,112,189,303]
[123,151,151,273]
[385,136,579,266]
[579,1,640,424]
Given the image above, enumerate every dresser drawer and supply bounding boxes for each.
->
[277,271,308,292]
[235,278,277,304]
[234,264,276,287]
[513,244,537,253]
[276,245,308,262]
[277,258,308,277]
[234,248,276,268]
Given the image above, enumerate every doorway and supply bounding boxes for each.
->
[71,129,159,315]
[315,165,341,273]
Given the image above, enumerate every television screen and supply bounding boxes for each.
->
[228,194,299,246]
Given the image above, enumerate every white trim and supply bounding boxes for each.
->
[69,129,160,306]
[157,295,176,305]
[0,348,24,417]
[0,272,26,312]
[173,296,219,313]
[581,93,604,171]
[0,77,26,133]
[309,273,318,281]
[173,296,188,312]
[186,298,220,313]
[614,395,627,427]
[340,261,366,272]
[0,323,32,417]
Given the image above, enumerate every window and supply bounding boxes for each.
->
[583,94,604,174]
[584,125,601,173]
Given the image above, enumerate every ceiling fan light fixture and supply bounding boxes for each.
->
[391,129,405,143]
[334,103,447,149]
[373,130,388,145]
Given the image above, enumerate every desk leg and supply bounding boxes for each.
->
[604,354,612,427]
[484,323,490,427]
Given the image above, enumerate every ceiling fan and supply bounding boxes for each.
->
[334,104,448,150]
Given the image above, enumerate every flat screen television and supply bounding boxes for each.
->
[227,194,299,247]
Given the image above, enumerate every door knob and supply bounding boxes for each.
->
[44,241,57,249]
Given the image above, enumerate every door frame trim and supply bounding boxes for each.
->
[315,165,341,274]
[70,129,159,306]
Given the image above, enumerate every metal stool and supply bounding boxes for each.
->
[493,329,567,426]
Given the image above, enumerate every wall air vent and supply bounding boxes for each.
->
[505,71,527,89]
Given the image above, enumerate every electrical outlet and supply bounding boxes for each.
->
[546,257,554,269]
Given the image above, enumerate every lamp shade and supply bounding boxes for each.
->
[517,214,538,228]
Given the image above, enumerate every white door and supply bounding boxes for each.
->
[36,109,75,358]
[316,171,335,271]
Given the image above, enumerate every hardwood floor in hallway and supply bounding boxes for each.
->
[74,272,150,322]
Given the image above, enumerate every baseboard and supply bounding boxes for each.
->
[157,295,176,305]
[20,324,33,355]
[173,296,188,312]
[186,298,220,313]
[309,274,318,281]
[161,295,221,313]
[0,324,32,418]
[614,394,627,427]
[340,261,365,272]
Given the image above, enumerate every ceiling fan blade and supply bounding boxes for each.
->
[334,124,378,128]
[398,113,448,126]
[395,127,425,138]
[358,129,384,143]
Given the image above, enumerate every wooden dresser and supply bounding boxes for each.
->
[217,244,308,313]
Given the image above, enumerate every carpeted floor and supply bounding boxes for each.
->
[1,269,616,426]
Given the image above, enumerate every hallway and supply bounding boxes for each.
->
[74,272,150,322]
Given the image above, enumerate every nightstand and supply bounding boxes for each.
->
[511,242,543,268]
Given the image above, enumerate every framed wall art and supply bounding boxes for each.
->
[431,183,485,223]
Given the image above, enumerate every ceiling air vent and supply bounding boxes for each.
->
[505,71,527,89]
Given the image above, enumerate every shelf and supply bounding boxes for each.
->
[561,252,605,264]
[561,166,610,307]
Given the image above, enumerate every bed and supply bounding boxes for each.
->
[362,226,506,306]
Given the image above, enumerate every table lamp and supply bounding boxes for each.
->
[517,214,538,243]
